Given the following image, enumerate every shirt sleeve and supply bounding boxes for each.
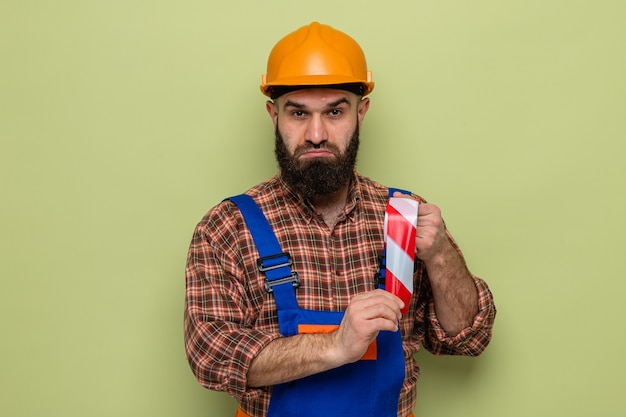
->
[421,275,496,356]
[183,205,281,402]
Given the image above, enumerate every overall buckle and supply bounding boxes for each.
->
[264,271,300,293]
[257,252,301,293]
[374,253,386,288]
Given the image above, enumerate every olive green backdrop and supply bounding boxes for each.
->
[2,1,624,416]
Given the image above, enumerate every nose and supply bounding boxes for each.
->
[305,114,328,145]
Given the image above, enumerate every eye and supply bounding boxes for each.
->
[291,110,306,118]
[328,109,343,117]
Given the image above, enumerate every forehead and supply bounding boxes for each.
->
[277,88,357,107]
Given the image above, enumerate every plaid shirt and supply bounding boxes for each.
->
[184,172,496,417]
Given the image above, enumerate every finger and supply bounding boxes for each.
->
[417,206,444,236]
[364,300,402,321]
[350,291,404,322]
[417,203,441,218]
[353,289,404,311]
[345,305,401,336]
[368,317,401,333]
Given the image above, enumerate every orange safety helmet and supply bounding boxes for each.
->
[260,22,374,98]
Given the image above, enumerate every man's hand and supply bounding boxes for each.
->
[415,203,453,262]
[392,191,450,262]
[331,290,404,364]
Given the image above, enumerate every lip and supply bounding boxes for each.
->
[299,150,335,159]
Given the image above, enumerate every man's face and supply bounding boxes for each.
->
[266,88,370,199]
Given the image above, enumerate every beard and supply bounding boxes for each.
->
[275,123,360,200]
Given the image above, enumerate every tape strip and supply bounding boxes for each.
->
[384,197,419,314]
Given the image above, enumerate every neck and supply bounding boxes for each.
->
[309,183,350,228]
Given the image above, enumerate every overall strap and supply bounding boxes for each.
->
[226,194,300,335]
[388,187,411,197]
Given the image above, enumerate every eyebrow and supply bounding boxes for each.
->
[282,97,351,111]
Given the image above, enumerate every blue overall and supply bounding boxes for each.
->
[228,189,410,417]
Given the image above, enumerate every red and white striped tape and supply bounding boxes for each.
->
[384,197,419,314]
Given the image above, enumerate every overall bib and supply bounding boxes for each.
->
[228,190,409,417]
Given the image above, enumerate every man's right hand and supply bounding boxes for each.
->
[331,289,404,364]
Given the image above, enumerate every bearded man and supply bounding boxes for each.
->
[184,22,496,417]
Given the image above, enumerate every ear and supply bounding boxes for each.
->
[266,100,278,127]
[357,97,370,128]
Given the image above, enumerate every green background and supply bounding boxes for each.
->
[2,1,624,416]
